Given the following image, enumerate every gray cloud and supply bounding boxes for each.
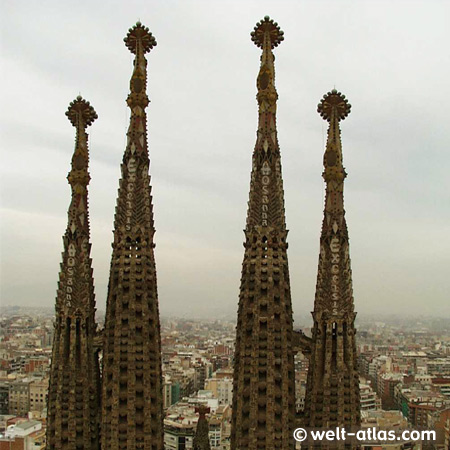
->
[1,0,449,321]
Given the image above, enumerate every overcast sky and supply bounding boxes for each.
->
[1,0,449,323]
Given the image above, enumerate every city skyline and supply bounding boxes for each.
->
[1,0,450,319]
[1,307,449,448]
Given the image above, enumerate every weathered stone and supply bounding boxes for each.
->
[101,22,163,450]
[193,405,211,450]
[46,97,101,450]
[303,91,360,446]
[231,16,295,450]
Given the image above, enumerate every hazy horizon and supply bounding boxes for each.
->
[2,303,450,329]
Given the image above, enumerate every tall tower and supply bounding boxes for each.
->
[193,406,211,450]
[303,90,360,432]
[46,97,100,450]
[101,22,163,450]
[231,16,295,450]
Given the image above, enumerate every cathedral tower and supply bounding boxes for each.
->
[101,22,164,450]
[231,16,296,450]
[46,97,101,450]
[193,406,211,450]
[303,90,360,433]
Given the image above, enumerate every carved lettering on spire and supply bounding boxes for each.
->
[46,97,100,450]
[101,22,163,450]
[232,17,295,450]
[303,90,360,437]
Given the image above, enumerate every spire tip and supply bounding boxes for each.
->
[66,96,97,128]
[251,16,284,49]
[318,90,351,122]
[124,22,157,55]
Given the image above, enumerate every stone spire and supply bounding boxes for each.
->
[231,16,295,450]
[193,406,211,450]
[46,97,100,450]
[101,22,163,450]
[303,90,360,433]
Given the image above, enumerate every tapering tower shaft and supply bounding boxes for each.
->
[193,406,211,450]
[304,90,360,434]
[231,16,295,450]
[46,97,100,450]
[101,22,163,450]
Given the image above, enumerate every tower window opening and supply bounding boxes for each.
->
[332,322,338,369]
